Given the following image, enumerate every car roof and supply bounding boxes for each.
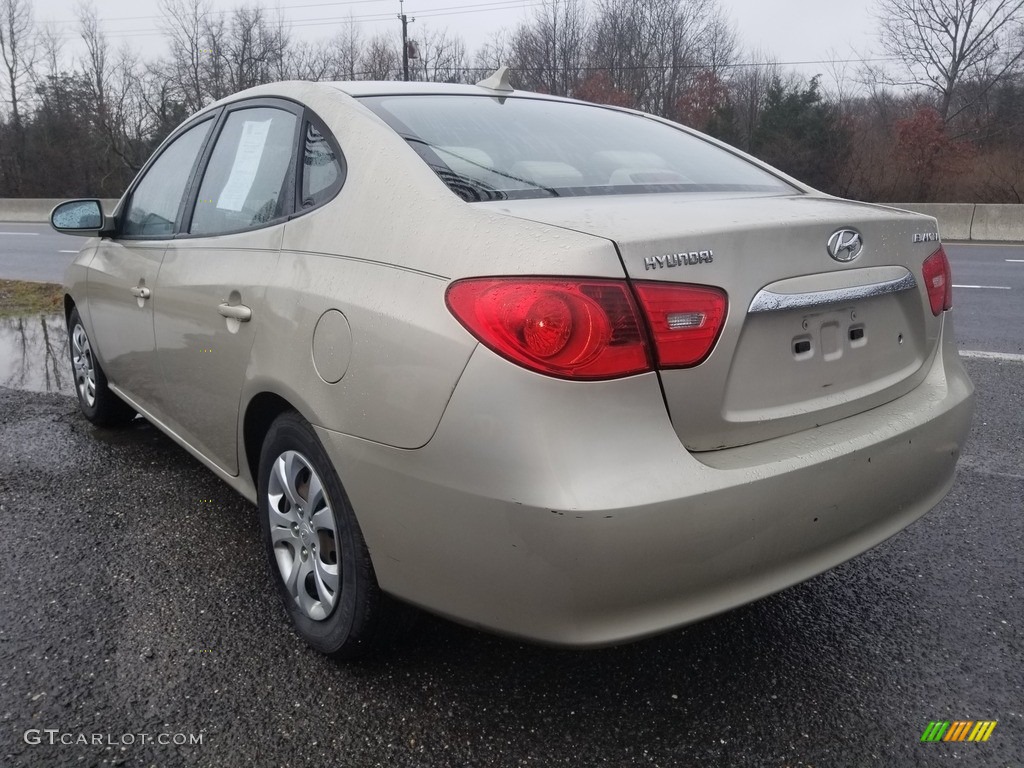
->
[188,78,586,134]
[327,80,577,103]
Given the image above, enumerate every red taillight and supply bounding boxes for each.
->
[446,277,729,379]
[445,278,652,379]
[633,282,728,367]
[922,246,953,316]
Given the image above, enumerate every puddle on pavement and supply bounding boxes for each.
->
[0,313,74,396]
[88,417,164,446]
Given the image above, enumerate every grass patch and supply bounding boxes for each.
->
[0,280,64,318]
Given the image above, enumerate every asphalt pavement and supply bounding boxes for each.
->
[0,224,83,283]
[0,356,1020,767]
[946,243,1024,356]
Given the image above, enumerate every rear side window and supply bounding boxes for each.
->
[190,107,298,235]
[361,95,796,202]
[123,119,213,237]
[300,121,344,209]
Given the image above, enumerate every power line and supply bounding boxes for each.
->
[37,0,902,76]
[45,0,539,38]
[41,0,486,25]
[357,57,905,74]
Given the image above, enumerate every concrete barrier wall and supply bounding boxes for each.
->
[884,203,975,241]
[885,202,1023,242]
[970,204,1024,242]
[0,198,120,223]
[1,198,1020,241]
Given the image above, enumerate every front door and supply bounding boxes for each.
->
[86,241,167,407]
[87,118,215,412]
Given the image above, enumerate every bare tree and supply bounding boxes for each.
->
[820,48,861,111]
[875,0,1024,120]
[511,0,588,96]
[328,17,363,80]
[588,0,726,118]
[724,51,784,151]
[139,60,188,141]
[0,0,35,127]
[158,0,212,113]
[473,28,513,76]
[411,25,469,83]
[286,40,333,81]
[36,22,64,80]
[110,46,151,168]
[78,3,151,182]
[218,5,289,92]
[201,12,229,101]
[703,8,738,75]
[361,33,399,80]
[78,3,110,118]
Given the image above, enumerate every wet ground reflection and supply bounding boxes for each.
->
[0,313,73,395]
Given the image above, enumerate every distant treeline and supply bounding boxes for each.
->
[1,0,1022,203]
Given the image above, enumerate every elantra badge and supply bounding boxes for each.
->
[827,229,863,262]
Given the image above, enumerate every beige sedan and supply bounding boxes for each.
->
[51,73,974,657]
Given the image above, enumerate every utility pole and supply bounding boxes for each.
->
[398,0,415,82]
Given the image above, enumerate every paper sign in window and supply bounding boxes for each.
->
[217,119,272,212]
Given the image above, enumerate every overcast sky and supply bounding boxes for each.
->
[30,0,883,77]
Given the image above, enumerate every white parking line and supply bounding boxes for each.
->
[0,231,38,236]
[953,284,1011,289]
[1007,259,1024,263]
[58,250,78,253]
[960,350,1024,363]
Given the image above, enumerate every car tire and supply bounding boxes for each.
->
[67,307,136,427]
[258,411,406,658]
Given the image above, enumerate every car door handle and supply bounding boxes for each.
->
[130,286,151,299]
[218,303,252,322]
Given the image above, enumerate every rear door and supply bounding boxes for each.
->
[152,100,344,475]
[87,118,215,409]
[152,101,301,474]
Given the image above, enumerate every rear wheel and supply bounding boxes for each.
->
[67,307,136,426]
[258,411,401,658]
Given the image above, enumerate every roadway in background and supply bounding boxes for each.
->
[947,243,1024,357]
[0,222,82,283]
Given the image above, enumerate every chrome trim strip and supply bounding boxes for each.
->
[748,272,918,313]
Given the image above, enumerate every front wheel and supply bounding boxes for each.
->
[67,307,136,426]
[258,411,401,658]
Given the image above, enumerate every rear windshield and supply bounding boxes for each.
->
[360,94,796,202]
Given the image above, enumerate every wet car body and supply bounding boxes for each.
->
[53,77,974,653]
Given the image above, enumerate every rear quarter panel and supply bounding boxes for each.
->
[243,83,625,451]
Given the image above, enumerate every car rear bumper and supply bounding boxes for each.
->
[316,320,974,647]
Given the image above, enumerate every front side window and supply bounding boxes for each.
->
[361,95,797,202]
[123,119,213,237]
[190,107,298,235]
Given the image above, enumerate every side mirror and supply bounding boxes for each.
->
[50,199,115,237]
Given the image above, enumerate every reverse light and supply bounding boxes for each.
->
[922,246,953,316]
[633,282,728,367]
[446,277,729,379]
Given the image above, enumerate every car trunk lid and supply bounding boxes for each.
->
[479,193,945,450]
